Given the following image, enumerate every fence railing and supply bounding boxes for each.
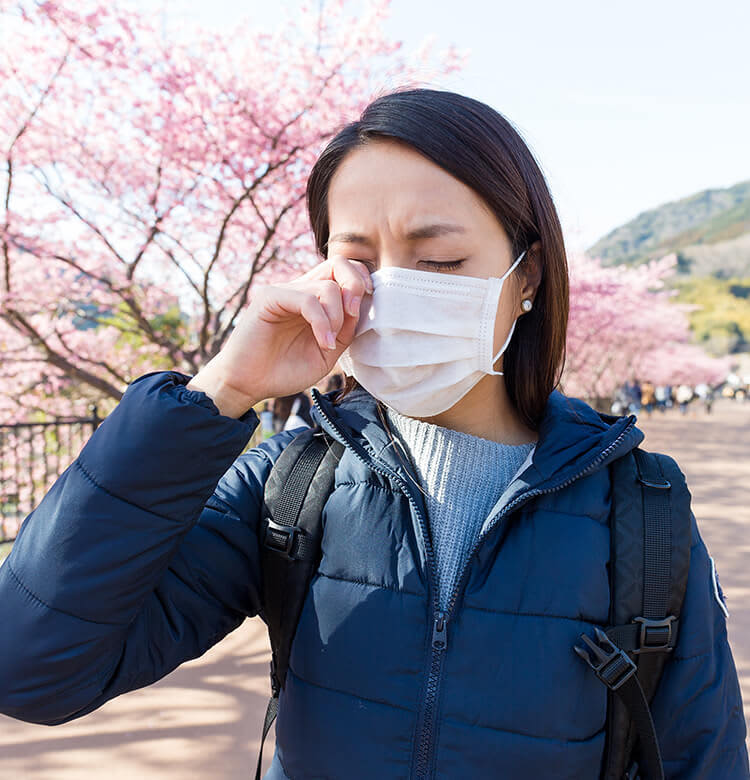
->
[0,407,101,543]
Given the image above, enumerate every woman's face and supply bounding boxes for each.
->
[326,139,535,369]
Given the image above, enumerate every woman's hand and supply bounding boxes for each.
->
[187,255,371,418]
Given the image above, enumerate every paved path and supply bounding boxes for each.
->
[0,400,748,778]
[637,400,750,749]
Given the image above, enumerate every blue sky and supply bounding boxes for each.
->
[142,0,750,251]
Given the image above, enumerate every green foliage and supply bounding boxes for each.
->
[98,301,190,357]
[673,277,750,354]
[652,198,750,256]
[148,304,191,346]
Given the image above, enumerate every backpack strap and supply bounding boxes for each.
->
[254,426,344,780]
[575,447,692,780]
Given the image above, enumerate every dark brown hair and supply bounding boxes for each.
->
[306,88,569,430]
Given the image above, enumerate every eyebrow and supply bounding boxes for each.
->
[327,223,467,247]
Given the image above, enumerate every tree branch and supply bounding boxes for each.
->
[2,48,71,296]
[197,145,302,354]
[1,309,123,400]
[55,326,130,385]
[42,251,187,367]
[209,194,304,356]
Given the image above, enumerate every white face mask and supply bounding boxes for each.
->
[338,250,526,417]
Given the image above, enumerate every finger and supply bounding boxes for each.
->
[334,299,360,348]
[296,255,373,298]
[344,258,374,294]
[296,257,335,283]
[328,254,373,315]
[298,291,339,351]
[314,279,346,338]
[262,285,338,352]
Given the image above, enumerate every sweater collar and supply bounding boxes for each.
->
[310,385,644,496]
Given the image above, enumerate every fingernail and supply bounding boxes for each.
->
[326,331,336,350]
[349,296,361,317]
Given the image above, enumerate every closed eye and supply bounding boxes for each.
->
[348,258,467,273]
[420,259,466,272]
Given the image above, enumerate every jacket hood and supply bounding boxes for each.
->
[310,385,644,497]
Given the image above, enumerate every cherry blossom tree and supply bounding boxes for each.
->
[0,0,462,423]
[0,0,730,427]
[561,252,731,407]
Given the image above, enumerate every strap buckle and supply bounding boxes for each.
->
[574,627,637,691]
[637,476,671,490]
[633,615,677,654]
[263,517,305,561]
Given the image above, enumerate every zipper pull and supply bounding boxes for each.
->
[432,612,448,651]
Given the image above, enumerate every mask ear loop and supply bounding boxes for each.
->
[501,248,527,281]
[487,319,518,377]
[487,248,527,377]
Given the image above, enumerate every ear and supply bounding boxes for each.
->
[519,240,542,303]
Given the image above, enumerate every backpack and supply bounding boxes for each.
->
[253,424,692,780]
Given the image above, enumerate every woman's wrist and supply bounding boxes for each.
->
[186,359,261,419]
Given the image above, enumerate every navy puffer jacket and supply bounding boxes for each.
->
[0,371,747,779]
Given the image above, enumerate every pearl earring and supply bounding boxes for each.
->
[521,299,533,312]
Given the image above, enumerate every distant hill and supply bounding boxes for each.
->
[587,179,750,278]
[586,179,750,355]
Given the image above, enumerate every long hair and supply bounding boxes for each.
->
[306,89,569,430]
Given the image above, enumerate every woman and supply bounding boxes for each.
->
[0,90,746,779]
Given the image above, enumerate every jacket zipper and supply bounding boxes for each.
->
[309,390,439,594]
[440,415,638,623]
[311,390,635,779]
[413,417,637,779]
[310,390,444,778]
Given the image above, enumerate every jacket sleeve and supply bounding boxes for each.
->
[651,512,749,778]
[0,370,291,726]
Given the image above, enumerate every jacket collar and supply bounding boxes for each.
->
[310,385,644,498]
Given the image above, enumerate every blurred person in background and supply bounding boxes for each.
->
[641,380,656,417]
[626,377,641,414]
[282,392,314,431]
[654,384,669,413]
[694,383,714,415]
[676,384,694,415]
[272,393,314,432]
[704,386,715,414]
[611,382,629,415]
[259,401,275,440]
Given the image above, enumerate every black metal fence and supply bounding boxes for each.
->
[0,407,101,543]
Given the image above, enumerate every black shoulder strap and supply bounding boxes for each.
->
[254,426,344,780]
[575,447,692,780]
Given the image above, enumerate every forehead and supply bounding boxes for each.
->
[327,139,493,231]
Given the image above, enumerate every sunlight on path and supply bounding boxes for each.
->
[637,399,750,755]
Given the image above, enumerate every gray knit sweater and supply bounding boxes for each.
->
[385,407,535,611]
